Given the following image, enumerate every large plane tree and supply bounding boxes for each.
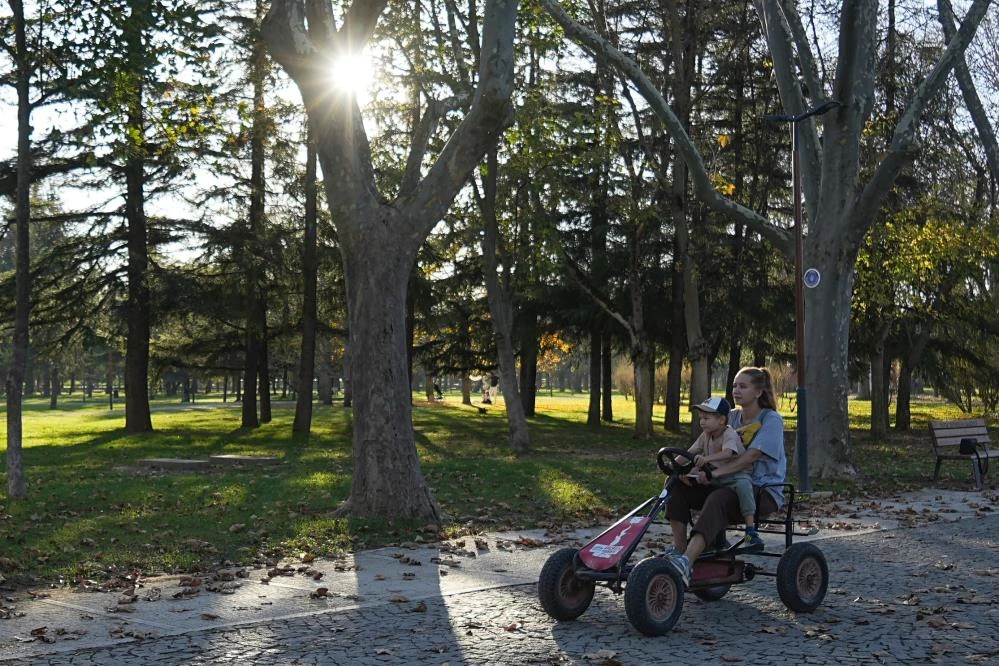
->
[262,0,518,519]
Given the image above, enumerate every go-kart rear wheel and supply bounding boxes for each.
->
[776,543,828,612]
[693,584,731,602]
[538,548,595,620]
[624,557,684,636]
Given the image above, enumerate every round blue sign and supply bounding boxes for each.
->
[803,268,821,288]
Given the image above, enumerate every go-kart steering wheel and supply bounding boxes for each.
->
[657,447,696,477]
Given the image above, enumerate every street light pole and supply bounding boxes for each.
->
[763,100,842,494]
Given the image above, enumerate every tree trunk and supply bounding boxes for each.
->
[870,347,890,438]
[123,0,153,433]
[725,339,741,404]
[243,4,268,429]
[480,152,530,452]
[258,311,272,423]
[519,312,538,417]
[895,325,931,431]
[856,365,871,400]
[587,328,600,426]
[870,324,891,437]
[461,376,472,405]
[5,0,30,499]
[601,332,613,421]
[49,364,59,409]
[632,341,655,439]
[804,239,857,477]
[242,305,260,427]
[341,343,352,408]
[665,0,707,439]
[335,229,441,519]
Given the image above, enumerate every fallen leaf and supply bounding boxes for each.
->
[504,621,522,632]
[310,588,329,599]
[410,601,427,613]
[388,595,409,603]
[583,649,618,660]
[721,656,743,663]
[200,613,220,620]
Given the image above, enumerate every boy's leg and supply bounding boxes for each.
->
[717,476,757,524]
[726,476,763,547]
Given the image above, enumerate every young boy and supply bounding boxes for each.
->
[686,396,763,548]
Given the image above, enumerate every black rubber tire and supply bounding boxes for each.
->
[624,557,684,636]
[693,584,732,602]
[538,548,595,621]
[776,542,829,612]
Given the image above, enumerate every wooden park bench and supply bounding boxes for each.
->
[930,419,997,490]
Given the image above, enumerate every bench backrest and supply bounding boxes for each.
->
[929,419,991,451]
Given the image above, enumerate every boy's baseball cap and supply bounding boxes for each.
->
[691,396,731,417]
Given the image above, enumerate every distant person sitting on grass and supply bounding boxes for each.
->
[684,396,763,549]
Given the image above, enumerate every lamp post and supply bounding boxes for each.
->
[763,100,842,494]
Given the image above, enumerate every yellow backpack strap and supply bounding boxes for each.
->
[736,409,769,447]
[736,421,762,447]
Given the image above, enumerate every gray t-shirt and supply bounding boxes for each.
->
[728,408,787,506]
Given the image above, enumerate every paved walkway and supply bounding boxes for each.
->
[2,490,997,665]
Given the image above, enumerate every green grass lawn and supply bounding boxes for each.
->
[0,389,994,588]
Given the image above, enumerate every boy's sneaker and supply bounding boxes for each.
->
[743,528,764,550]
[668,553,692,588]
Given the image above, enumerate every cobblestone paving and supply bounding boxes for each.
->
[6,515,998,665]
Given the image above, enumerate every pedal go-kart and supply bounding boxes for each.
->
[538,447,828,636]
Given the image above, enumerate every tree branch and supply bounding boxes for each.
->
[398,95,468,197]
[755,0,823,222]
[855,0,993,231]
[938,0,999,204]
[263,0,381,218]
[562,251,636,348]
[400,0,518,234]
[776,0,823,102]
[541,0,793,257]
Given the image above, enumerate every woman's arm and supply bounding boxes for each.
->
[699,449,738,465]
[694,448,762,483]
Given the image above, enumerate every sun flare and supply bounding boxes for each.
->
[329,52,374,100]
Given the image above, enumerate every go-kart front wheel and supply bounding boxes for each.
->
[624,557,684,636]
[776,542,828,612]
[538,548,595,621]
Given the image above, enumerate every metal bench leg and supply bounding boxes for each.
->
[933,457,942,481]
[972,458,983,491]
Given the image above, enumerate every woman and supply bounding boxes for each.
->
[665,366,787,586]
